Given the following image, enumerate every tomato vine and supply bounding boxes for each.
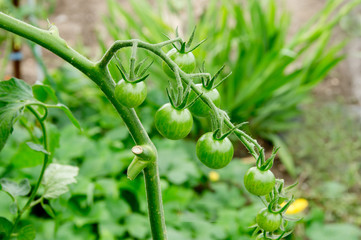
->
[0,12,298,240]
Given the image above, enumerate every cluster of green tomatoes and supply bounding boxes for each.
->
[113,31,298,239]
[114,36,234,170]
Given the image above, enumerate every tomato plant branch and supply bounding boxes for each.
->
[97,37,265,162]
[0,11,266,239]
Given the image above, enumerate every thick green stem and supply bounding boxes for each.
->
[143,163,167,239]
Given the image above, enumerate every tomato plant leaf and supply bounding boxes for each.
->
[0,178,31,199]
[0,78,36,151]
[9,202,18,215]
[0,217,13,238]
[32,83,58,103]
[11,142,43,168]
[41,202,56,218]
[42,163,79,199]
[26,142,50,155]
[50,104,82,130]
[17,224,36,240]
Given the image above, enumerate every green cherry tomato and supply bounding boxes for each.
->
[189,84,221,117]
[115,79,147,108]
[196,132,234,169]
[256,208,282,232]
[155,103,193,140]
[244,167,275,196]
[163,48,196,77]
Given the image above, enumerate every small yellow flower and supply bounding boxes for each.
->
[209,171,220,182]
[281,198,309,215]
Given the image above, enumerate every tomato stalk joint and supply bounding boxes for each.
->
[127,145,156,180]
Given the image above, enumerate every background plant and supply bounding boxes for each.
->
[286,100,361,226]
[99,0,361,176]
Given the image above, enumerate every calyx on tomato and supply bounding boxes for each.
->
[256,197,295,232]
[188,64,231,117]
[265,179,298,204]
[257,147,279,171]
[162,27,205,77]
[154,82,202,140]
[114,56,153,108]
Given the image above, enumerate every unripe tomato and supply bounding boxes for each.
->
[188,84,221,117]
[155,103,193,140]
[196,132,234,169]
[163,48,196,77]
[244,167,275,196]
[256,208,282,232]
[115,79,147,108]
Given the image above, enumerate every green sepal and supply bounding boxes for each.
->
[114,55,129,82]
[276,179,285,193]
[132,74,150,84]
[185,26,197,49]
[138,60,154,78]
[134,58,148,75]
[250,226,261,238]
[284,181,299,192]
[168,26,206,54]
[265,230,293,240]
[213,122,248,141]
[256,148,265,168]
[260,147,280,171]
[114,55,152,83]
[282,214,303,222]
[200,64,231,91]
[166,82,196,110]
[274,195,295,214]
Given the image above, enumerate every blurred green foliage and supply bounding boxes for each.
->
[286,101,361,227]
[99,0,359,176]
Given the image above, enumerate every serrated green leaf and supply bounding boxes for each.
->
[0,178,31,198]
[0,78,36,150]
[26,142,50,155]
[42,163,79,199]
[17,225,36,240]
[0,78,33,102]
